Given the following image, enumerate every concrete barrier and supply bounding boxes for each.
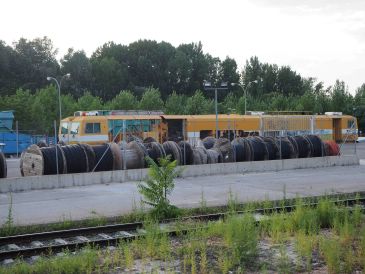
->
[0,155,359,193]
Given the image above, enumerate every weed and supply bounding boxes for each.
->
[138,155,182,220]
[295,230,315,272]
[2,193,14,236]
[320,237,341,274]
[277,244,291,274]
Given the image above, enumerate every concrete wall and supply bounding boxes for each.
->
[0,155,359,193]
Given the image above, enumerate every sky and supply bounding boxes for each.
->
[1,0,364,93]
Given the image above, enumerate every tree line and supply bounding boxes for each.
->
[0,37,364,133]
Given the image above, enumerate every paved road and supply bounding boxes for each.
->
[1,162,364,226]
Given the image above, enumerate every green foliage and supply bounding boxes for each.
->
[186,90,212,114]
[107,90,138,110]
[138,156,181,219]
[139,87,164,110]
[165,91,187,114]
[77,91,103,111]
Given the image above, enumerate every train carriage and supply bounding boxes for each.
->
[59,111,358,145]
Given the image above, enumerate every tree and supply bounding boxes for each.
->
[165,91,187,114]
[13,37,59,91]
[107,90,138,110]
[60,48,92,98]
[330,80,353,114]
[139,88,164,110]
[138,156,181,219]
[77,91,103,111]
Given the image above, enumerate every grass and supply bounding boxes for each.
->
[2,193,365,273]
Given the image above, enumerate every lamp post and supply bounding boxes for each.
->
[203,81,228,138]
[46,73,71,123]
[231,79,259,115]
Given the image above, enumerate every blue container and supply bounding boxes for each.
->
[0,111,14,131]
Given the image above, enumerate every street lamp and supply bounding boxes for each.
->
[231,79,259,115]
[46,73,71,123]
[203,80,228,138]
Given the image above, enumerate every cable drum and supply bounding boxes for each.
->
[193,147,208,165]
[276,137,295,159]
[206,149,223,164]
[91,144,115,172]
[323,140,340,156]
[247,137,268,161]
[127,141,148,168]
[293,136,311,158]
[41,145,67,175]
[232,143,245,162]
[305,135,324,157]
[0,151,7,178]
[143,137,156,144]
[145,142,166,164]
[79,144,96,172]
[213,138,235,162]
[232,138,253,161]
[178,141,194,165]
[163,141,182,165]
[287,136,299,158]
[261,137,279,160]
[202,136,216,149]
[61,144,88,174]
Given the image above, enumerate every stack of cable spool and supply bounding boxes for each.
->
[231,137,253,161]
[247,136,268,161]
[0,151,7,178]
[21,143,121,176]
[293,135,312,158]
[163,141,182,165]
[323,140,340,156]
[213,138,235,162]
[305,135,324,157]
[178,141,194,165]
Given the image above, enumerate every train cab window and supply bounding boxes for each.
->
[85,123,101,134]
[347,120,355,129]
[61,122,68,134]
[70,122,80,135]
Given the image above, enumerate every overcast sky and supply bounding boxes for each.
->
[1,0,364,93]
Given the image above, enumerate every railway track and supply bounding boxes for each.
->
[1,197,364,263]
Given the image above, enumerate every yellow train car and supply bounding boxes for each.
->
[59,111,358,145]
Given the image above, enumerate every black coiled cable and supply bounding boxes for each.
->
[92,144,115,172]
[41,146,65,175]
[0,151,7,178]
[276,137,295,159]
[262,137,279,160]
[61,144,88,174]
[202,136,216,149]
[232,143,245,162]
[178,141,194,165]
[293,136,311,158]
[305,135,324,157]
[247,137,268,161]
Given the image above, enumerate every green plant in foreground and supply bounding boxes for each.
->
[1,193,14,236]
[320,237,341,274]
[138,155,182,220]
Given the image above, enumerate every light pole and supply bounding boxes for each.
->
[231,79,259,115]
[203,81,228,138]
[47,73,71,123]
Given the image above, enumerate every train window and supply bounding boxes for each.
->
[70,122,80,135]
[61,122,68,134]
[85,123,101,134]
[347,120,355,129]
